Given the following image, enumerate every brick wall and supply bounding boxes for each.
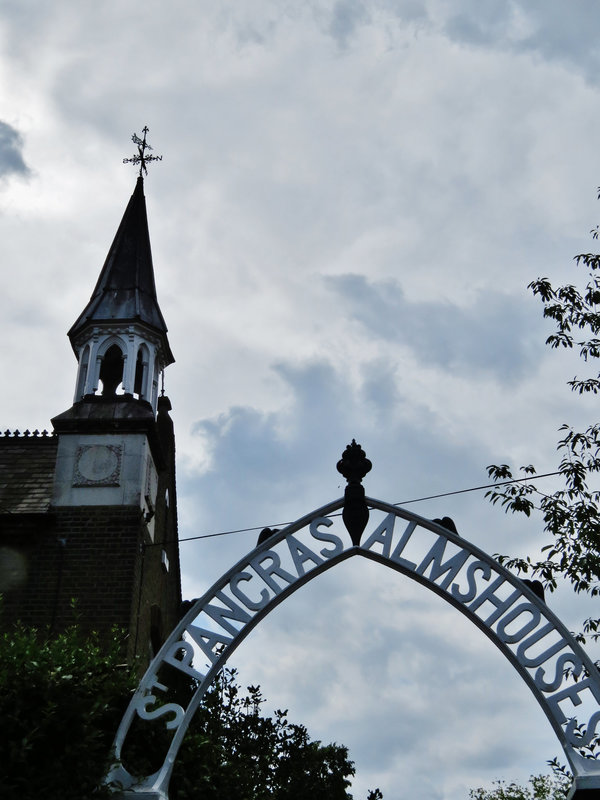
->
[1,507,142,648]
[0,398,182,670]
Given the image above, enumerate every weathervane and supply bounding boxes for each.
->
[123,126,162,177]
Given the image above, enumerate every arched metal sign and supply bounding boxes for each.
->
[108,443,600,799]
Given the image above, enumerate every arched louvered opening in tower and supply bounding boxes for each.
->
[99,344,124,397]
[134,345,150,401]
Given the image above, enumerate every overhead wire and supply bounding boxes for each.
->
[172,469,562,546]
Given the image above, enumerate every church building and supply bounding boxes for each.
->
[0,137,182,666]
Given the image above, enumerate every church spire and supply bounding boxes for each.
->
[68,176,169,338]
[68,130,173,413]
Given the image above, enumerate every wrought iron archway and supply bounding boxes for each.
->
[108,442,600,799]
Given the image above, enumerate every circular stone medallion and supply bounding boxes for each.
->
[75,444,121,485]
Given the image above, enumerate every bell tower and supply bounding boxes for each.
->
[46,129,181,663]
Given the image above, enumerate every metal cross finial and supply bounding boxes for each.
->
[123,126,163,177]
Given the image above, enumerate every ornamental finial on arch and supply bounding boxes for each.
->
[337,439,371,547]
[336,439,372,485]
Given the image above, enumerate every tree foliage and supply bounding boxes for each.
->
[171,668,358,800]
[0,620,380,800]
[0,620,131,800]
[486,192,600,633]
[480,188,600,798]
[468,773,569,800]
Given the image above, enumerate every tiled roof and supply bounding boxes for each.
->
[0,433,57,514]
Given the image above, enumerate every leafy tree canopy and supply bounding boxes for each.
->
[0,619,381,800]
[480,187,600,798]
[171,666,359,800]
[0,620,131,800]
[468,773,569,800]
[486,189,600,635]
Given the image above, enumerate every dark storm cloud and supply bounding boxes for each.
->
[327,273,540,382]
[444,2,514,46]
[186,361,356,526]
[0,121,29,179]
[180,361,361,590]
[180,354,498,578]
[360,359,401,421]
[444,1,600,83]
[327,0,371,48]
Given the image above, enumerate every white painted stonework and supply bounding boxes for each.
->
[52,432,158,522]
[72,324,164,413]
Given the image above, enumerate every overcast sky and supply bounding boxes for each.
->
[3,2,600,798]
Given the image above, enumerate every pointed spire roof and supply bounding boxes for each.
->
[68,177,169,342]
